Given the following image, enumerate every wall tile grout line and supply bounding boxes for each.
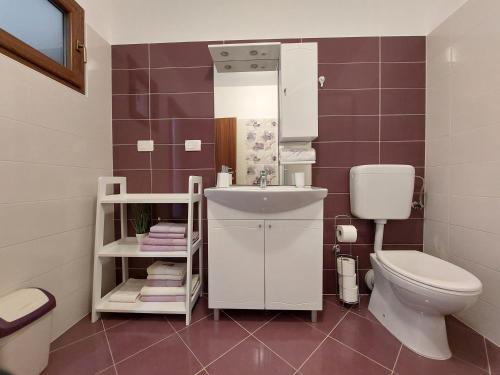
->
[378,36,382,164]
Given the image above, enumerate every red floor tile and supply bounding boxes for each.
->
[331,312,400,369]
[101,313,135,330]
[50,314,103,351]
[115,334,202,375]
[106,315,175,362]
[446,316,489,370]
[487,339,500,375]
[350,295,380,325]
[253,313,326,368]
[293,299,349,335]
[300,337,389,375]
[168,296,211,331]
[224,309,278,333]
[394,346,487,375]
[96,366,116,375]
[43,333,113,375]
[179,315,249,366]
[207,336,295,375]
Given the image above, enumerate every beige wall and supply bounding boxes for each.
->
[0,25,113,339]
[425,0,500,345]
[108,0,467,44]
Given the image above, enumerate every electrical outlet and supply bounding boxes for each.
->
[137,140,154,152]
[185,140,201,151]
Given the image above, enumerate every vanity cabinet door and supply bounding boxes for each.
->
[279,43,318,141]
[208,220,265,309]
[264,220,323,310]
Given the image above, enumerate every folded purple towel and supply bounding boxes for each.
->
[148,232,185,239]
[141,245,188,252]
[145,279,184,287]
[150,222,186,234]
[140,295,185,302]
[142,232,199,246]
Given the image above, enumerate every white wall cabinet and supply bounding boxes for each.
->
[207,201,324,319]
[279,43,318,141]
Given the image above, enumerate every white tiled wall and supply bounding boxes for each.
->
[0,26,113,340]
[425,0,500,345]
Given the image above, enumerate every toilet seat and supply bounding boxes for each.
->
[377,250,482,293]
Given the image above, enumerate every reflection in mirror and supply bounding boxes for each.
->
[214,68,279,185]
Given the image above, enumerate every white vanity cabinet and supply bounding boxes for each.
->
[208,220,265,309]
[264,220,323,310]
[206,195,325,320]
[279,43,318,141]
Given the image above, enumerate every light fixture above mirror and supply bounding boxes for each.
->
[208,42,280,72]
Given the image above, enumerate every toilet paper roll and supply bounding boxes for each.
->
[341,274,357,289]
[337,257,356,276]
[342,286,359,303]
[336,225,357,243]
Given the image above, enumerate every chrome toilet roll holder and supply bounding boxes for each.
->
[333,214,360,306]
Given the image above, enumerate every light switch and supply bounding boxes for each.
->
[137,140,154,152]
[185,140,201,151]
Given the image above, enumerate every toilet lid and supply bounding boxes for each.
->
[377,251,482,292]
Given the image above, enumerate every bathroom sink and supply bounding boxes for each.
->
[204,186,328,213]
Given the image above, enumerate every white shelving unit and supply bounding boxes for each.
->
[91,176,203,325]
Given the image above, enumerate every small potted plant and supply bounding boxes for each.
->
[132,204,151,243]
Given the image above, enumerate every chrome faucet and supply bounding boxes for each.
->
[259,170,268,188]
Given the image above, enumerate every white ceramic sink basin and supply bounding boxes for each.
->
[204,186,328,213]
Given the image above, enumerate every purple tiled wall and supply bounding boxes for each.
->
[111,36,425,294]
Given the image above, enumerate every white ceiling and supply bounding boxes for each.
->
[81,0,469,44]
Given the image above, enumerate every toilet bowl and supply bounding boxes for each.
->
[369,250,482,360]
[349,164,483,360]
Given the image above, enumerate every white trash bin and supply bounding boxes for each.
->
[0,288,56,375]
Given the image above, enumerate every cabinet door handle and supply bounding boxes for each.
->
[268,224,272,229]
[258,224,262,228]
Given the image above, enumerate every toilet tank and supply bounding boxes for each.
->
[350,164,415,220]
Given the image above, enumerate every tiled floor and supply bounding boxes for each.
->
[43,295,499,375]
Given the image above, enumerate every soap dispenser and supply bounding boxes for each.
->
[217,165,231,188]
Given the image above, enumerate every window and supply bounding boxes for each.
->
[0,0,85,93]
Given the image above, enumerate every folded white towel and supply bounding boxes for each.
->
[280,148,316,162]
[147,274,185,281]
[147,261,186,276]
[109,278,142,303]
[140,275,200,297]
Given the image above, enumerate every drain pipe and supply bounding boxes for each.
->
[365,219,386,291]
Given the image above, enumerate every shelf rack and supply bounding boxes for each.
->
[91,176,203,325]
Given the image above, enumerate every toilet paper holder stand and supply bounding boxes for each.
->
[333,214,360,306]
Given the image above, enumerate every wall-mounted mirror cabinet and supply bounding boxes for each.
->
[210,42,317,186]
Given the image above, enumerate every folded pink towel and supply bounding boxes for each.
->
[148,232,185,239]
[141,245,188,252]
[140,295,185,302]
[143,232,199,246]
[145,279,184,287]
[150,222,186,234]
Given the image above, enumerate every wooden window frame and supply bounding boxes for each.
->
[0,0,85,93]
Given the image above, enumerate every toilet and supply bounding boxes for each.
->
[350,164,482,360]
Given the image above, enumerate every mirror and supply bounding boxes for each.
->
[211,43,280,186]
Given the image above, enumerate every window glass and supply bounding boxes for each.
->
[0,0,66,65]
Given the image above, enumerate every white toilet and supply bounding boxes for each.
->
[350,164,482,360]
